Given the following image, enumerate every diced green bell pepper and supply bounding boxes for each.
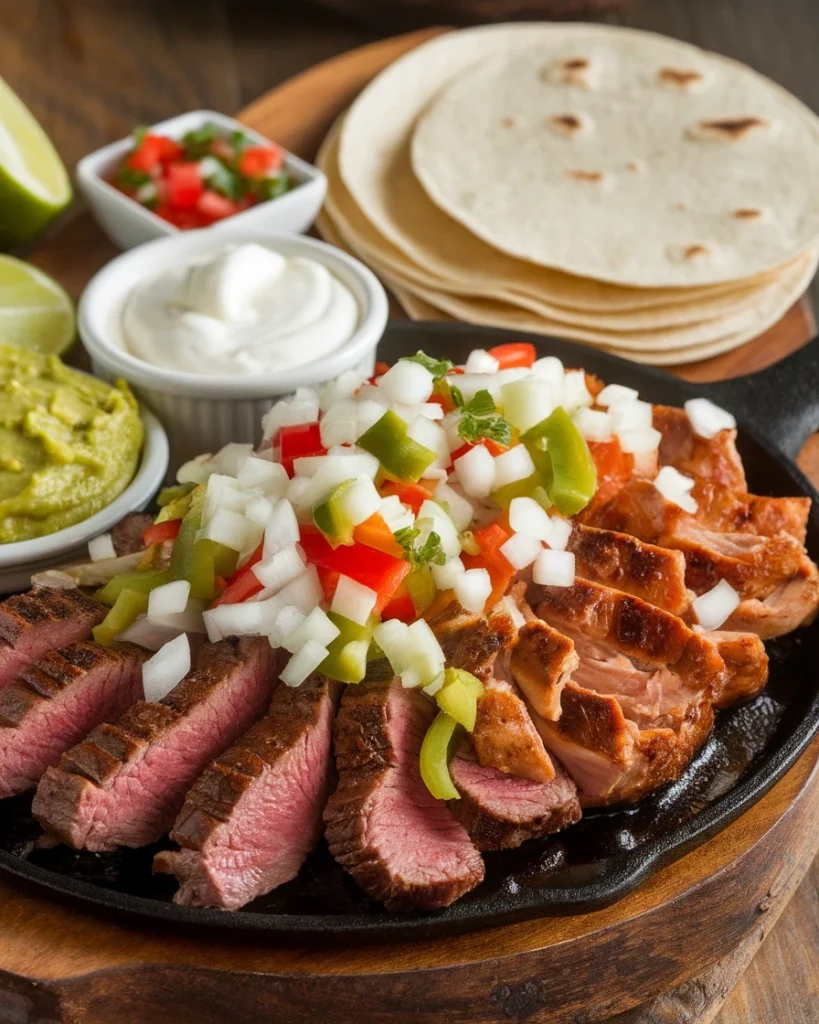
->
[93,589,149,646]
[155,489,194,524]
[169,488,205,581]
[357,410,437,483]
[436,668,483,732]
[320,612,375,683]
[490,473,540,509]
[168,487,225,601]
[157,483,195,508]
[95,569,171,606]
[522,407,597,516]
[420,710,462,801]
[312,478,356,547]
[405,565,436,615]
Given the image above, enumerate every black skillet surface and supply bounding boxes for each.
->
[2,321,819,940]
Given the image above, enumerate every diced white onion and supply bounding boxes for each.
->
[320,398,360,448]
[319,370,366,412]
[120,604,206,650]
[433,480,474,531]
[280,640,329,687]
[300,453,380,507]
[500,531,543,570]
[392,402,444,422]
[417,499,461,558]
[509,496,553,542]
[562,370,594,414]
[147,580,190,619]
[499,595,526,629]
[533,549,576,587]
[545,516,573,552]
[252,544,306,592]
[423,671,446,696]
[355,398,389,436]
[379,495,415,533]
[176,458,211,486]
[331,575,378,626]
[245,494,275,527]
[610,400,653,432]
[632,450,659,478]
[455,567,493,613]
[493,444,536,489]
[142,634,191,702]
[202,600,265,642]
[373,619,413,674]
[431,556,465,591]
[279,606,340,654]
[337,474,382,527]
[88,533,116,562]
[203,473,244,523]
[501,378,555,433]
[455,444,496,498]
[204,508,263,553]
[653,465,698,514]
[262,499,301,559]
[692,579,740,631]
[572,407,613,442]
[465,349,500,374]
[531,356,565,395]
[618,426,662,454]
[597,383,639,408]
[402,618,446,688]
[684,398,737,439]
[261,388,320,441]
[455,368,528,404]
[407,415,448,467]
[237,457,289,496]
[276,566,323,614]
[214,443,255,477]
[378,360,434,404]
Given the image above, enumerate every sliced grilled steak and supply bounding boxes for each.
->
[509,618,578,721]
[111,513,152,556]
[154,674,340,910]
[473,683,555,783]
[0,588,105,694]
[0,641,147,799]
[568,524,689,615]
[706,630,769,708]
[324,681,484,912]
[32,638,273,851]
[449,743,580,851]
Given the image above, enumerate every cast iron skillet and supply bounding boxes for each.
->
[2,321,819,940]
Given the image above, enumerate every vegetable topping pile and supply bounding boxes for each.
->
[111,122,293,230]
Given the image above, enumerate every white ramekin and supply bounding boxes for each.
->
[75,109,327,250]
[0,406,169,594]
[77,228,389,472]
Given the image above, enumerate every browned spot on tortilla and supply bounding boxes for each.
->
[543,56,596,89]
[732,207,763,220]
[693,116,769,141]
[675,202,688,212]
[658,67,705,89]
[567,168,604,183]
[501,115,519,129]
[682,244,710,260]
[625,159,647,175]
[563,58,589,70]
[548,113,589,137]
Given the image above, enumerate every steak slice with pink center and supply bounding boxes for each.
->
[0,588,105,694]
[154,674,340,910]
[0,641,147,799]
[449,744,581,851]
[324,681,484,912]
[32,637,273,851]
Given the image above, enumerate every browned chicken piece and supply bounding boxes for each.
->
[725,565,819,640]
[428,602,517,681]
[704,629,769,708]
[473,684,555,784]
[509,619,578,720]
[568,523,690,615]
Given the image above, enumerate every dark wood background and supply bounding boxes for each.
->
[1,1,818,1020]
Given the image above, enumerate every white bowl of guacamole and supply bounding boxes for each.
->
[0,345,168,580]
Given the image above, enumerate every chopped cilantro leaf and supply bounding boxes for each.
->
[231,129,249,152]
[255,172,292,202]
[115,165,151,190]
[401,350,454,379]
[457,389,512,447]
[132,125,149,146]
[181,123,218,159]
[395,526,447,568]
[450,384,465,409]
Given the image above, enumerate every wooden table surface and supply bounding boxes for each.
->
[2,2,818,1021]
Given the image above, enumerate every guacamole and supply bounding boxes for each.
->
[0,345,143,543]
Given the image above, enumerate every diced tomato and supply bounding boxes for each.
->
[450,438,507,465]
[196,189,240,222]
[165,161,204,209]
[447,367,465,375]
[210,544,264,606]
[142,519,182,546]
[299,526,411,612]
[379,480,433,515]
[353,514,405,558]
[126,134,176,172]
[238,144,284,178]
[488,342,537,369]
[381,585,416,623]
[374,361,390,377]
[274,422,325,477]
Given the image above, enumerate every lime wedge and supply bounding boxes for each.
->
[0,255,75,356]
[0,77,72,248]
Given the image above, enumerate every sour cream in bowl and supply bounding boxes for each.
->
[78,230,388,472]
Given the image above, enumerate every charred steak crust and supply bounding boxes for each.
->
[110,513,153,556]
[449,744,581,851]
[32,638,273,851]
[154,675,341,910]
[324,681,484,912]
[0,641,147,798]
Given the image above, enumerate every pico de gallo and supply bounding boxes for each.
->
[85,342,694,800]
[110,122,293,230]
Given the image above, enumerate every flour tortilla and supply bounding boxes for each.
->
[338,23,819,300]
[411,29,819,286]
[319,125,811,332]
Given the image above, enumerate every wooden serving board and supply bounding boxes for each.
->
[4,27,819,1024]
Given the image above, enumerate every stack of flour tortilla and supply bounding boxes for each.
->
[316,23,819,364]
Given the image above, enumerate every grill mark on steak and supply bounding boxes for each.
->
[154,675,341,910]
[0,641,147,799]
[32,638,273,851]
[449,742,580,851]
[324,681,484,912]
[0,588,105,694]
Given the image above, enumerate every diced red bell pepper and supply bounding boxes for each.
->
[274,422,326,477]
[299,526,411,612]
[379,480,433,515]
[142,519,182,546]
[165,162,204,209]
[381,585,416,623]
[488,342,537,369]
[461,521,515,609]
[316,566,340,601]
[450,438,507,465]
[210,543,265,606]
[238,144,284,178]
[587,439,635,508]
[353,514,405,558]
[196,190,240,222]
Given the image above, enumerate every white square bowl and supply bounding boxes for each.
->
[75,109,327,250]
